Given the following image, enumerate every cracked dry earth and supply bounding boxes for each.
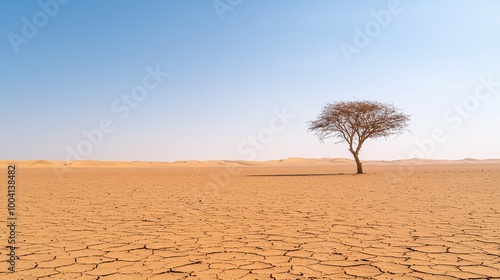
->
[1,162,500,280]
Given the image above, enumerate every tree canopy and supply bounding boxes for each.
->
[308,100,410,174]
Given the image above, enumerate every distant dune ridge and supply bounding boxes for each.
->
[2,157,500,168]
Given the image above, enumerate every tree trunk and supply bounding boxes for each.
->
[352,152,363,174]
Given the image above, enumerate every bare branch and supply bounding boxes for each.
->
[308,100,411,174]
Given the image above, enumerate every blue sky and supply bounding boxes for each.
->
[1,0,499,161]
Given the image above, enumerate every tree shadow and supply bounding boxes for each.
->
[247,173,353,177]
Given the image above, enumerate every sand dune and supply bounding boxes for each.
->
[3,157,500,169]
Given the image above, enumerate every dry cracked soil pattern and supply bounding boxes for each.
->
[1,163,499,280]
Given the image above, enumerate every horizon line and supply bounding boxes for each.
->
[2,157,500,164]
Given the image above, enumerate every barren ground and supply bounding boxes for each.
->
[1,160,499,279]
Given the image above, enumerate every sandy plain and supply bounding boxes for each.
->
[0,159,499,280]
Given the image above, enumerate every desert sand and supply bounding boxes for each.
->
[1,159,499,279]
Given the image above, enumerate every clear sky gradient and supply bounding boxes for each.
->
[1,0,499,161]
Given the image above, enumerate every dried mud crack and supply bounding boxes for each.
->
[1,164,499,279]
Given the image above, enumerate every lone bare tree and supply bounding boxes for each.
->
[308,100,410,174]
